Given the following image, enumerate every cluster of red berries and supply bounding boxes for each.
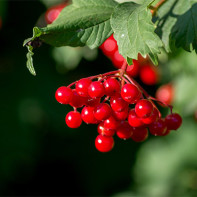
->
[55,68,182,152]
[99,35,160,86]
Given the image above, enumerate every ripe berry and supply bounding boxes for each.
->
[45,3,66,24]
[100,35,117,57]
[88,81,105,98]
[104,77,120,96]
[139,64,159,85]
[110,94,128,112]
[142,108,159,124]
[84,97,100,107]
[126,60,140,77]
[69,89,86,108]
[112,106,129,121]
[97,122,115,137]
[128,109,144,127]
[104,116,120,130]
[116,121,133,140]
[149,119,167,136]
[111,50,125,69]
[55,86,73,104]
[95,135,114,152]
[121,84,141,104]
[94,103,111,121]
[156,84,174,105]
[165,113,182,130]
[81,106,98,124]
[65,111,82,128]
[135,99,154,118]
[131,127,148,142]
[76,78,92,97]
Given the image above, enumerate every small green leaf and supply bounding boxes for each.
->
[127,57,133,65]
[111,0,163,65]
[26,45,36,76]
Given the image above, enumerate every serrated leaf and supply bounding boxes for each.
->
[156,0,197,53]
[111,1,163,65]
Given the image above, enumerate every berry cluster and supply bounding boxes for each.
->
[55,64,182,152]
[99,35,160,85]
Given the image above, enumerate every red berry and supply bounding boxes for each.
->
[76,78,92,97]
[104,78,120,96]
[128,109,144,127]
[110,94,128,112]
[142,108,159,124]
[88,81,105,98]
[139,64,159,85]
[121,84,141,104]
[84,97,100,107]
[97,122,115,137]
[65,111,82,128]
[126,60,140,77]
[156,84,174,105]
[113,106,129,121]
[116,121,133,139]
[111,50,125,69]
[165,113,182,130]
[45,3,66,24]
[55,86,73,104]
[100,35,118,57]
[135,99,154,118]
[95,135,114,152]
[149,119,167,136]
[81,106,98,124]
[131,127,148,142]
[69,89,86,108]
[94,103,111,121]
[104,116,120,130]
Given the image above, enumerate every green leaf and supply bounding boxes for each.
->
[26,45,36,76]
[156,0,197,53]
[111,0,163,65]
[127,57,133,65]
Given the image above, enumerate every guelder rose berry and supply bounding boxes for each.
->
[165,113,182,130]
[116,121,133,139]
[97,122,115,137]
[55,86,73,104]
[94,103,112,121]
[95,135,114,152]
[65,111,82,128]
[76,78,92,97]
[135,99,153,118]
[104,77,120,96]
[88,81,105,98]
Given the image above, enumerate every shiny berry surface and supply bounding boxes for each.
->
[149,119,167,136]
[88,81,105,98]
[97,122,115,137]
[55,86,73,104]
[95,135,114,152]
[69,89,86,108]
[128,109,144,127]
[126,60,140,77]
[116,121,133,139]
[81,106,98,124]
[104,78,120,96]
[65,111,82,128]
[165,113,182,130]
[104,116,119,130]
[113,107,129,121]
[94,103,111,121]
[76,78,92,97]
[110,94,128,112]
[142,108,159,124]
[135,99,154,118]
[121,84,141,103]
[131,127,148,142]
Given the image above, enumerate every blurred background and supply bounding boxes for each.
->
[0,0,197,196]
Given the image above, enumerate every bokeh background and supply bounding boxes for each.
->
[0,0,197,196]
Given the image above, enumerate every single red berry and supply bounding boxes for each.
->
[149,119,167,136]
[65,111,82,128]
[88,81,105,98]
[94,103,112,121]
[131,127,148,142]
[95,135,114,152]
[139,64,159,85]
[76,78,92,97]
[121,84,141,104]
[55,86,73,104]
[69,89,86,108]
[116,121,133,140]
[126,60,140,77]
[84,97,100,107]
[135,99,154,118]
[142,108,159,124]
[81,106,98,124]
[137,54,150,65]
[97,122,115,137]
[111,50,125,69]
[45,3,66,24]
[104,116,120,130]
[128,109,144,127]
[112,106,129,121]
[165,113,182,130]
[100,35,118,57]
[104,77,120,96]
[110,94,128,112]
[156,84,174,105]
